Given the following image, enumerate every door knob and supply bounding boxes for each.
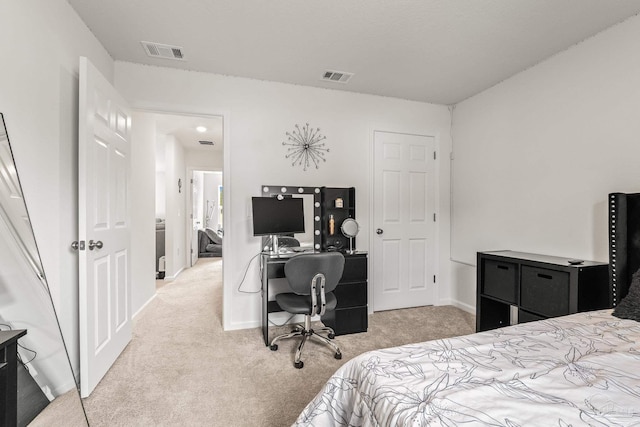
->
[376,228,384,235]
[88,240,103,250]
[71,241,85,251]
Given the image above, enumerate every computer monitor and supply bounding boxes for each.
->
[251,196,305,237]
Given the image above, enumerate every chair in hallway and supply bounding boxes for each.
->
[269,252,345,368]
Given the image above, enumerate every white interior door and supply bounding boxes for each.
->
[373,131,436,311]
[78,56,132,397]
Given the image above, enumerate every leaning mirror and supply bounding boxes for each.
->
[0,113,88,426]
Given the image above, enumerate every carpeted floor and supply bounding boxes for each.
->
[38,258,476,426]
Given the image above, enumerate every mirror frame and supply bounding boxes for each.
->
[0,112,88,425]
[341,217,359,238]
[260,185,322,250]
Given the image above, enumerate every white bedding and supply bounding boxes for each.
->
[294,310,640,426]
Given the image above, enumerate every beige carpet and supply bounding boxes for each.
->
[61,258,473,426]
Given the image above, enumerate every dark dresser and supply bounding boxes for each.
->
[322,252,368,335]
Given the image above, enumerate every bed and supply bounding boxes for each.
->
[294,309,640,426]
[294,193,640,426]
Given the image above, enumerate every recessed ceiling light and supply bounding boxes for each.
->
[196,126,207,133]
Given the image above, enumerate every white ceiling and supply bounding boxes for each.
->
[154,112,223,151]
[68,0,640,106]
[150,112,222,169]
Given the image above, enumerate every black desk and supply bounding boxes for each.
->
[260,251,368,346]
[1,329,27,427]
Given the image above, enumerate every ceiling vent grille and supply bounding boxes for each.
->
[141,41,186,61]
[198,140,214,146]
[321,70,354,84]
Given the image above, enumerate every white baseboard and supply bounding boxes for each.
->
[226,319,261,331]
[164,267,185,281]
[133,293,157,319]
[449,299,476,315]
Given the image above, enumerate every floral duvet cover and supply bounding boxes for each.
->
[294,310,640,426]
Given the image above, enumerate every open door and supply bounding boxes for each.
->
[78,56,132,397]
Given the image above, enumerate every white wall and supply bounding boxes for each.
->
[155,171,166,219]
[0,0,114,389]
[193,171,205,228]
[114,62,452,330]
[204,172,223,230]
[185,148,223,171]
[450,14,640,311]
[163,134,187,279]
[130,113,157,314]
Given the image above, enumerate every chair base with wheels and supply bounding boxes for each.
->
[270,314,342,369]
[268,253,345,368]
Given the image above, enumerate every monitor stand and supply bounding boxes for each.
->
[270,234,279,255]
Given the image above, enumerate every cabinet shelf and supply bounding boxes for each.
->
[320,187,356,252]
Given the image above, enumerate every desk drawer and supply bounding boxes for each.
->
[334,282,367,308]
[323,306,368,335]
[341,256,367,283]
[267,261,286,279]
[521,266,569,317]
[482,259,518,304]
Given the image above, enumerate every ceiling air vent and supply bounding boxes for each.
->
[321,70,354,84]
[199,140,214,146]
[141,41,186,61]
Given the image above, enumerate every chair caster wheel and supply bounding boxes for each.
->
[328,333,335,339]
[335,352,342,360]
[270,344,278,351]
[294,361,304,369]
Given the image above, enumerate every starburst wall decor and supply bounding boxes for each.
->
[282,123,329,171]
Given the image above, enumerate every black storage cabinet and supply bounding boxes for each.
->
[477,251,609,332]
[322,252,368,335]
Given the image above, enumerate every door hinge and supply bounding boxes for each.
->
[433,275,436,283]
[433,151,436,160]
[433,213,436,222]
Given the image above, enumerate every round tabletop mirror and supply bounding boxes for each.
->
[341,218,359,253]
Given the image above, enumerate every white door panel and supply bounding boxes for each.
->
[79,56,132,397]
[373,131,436,311]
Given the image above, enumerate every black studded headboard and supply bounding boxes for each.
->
[608,192,640,306]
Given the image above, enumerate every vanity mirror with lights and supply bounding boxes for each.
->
[258,185,323,252]
[0,113,88,425]
[257,185,367,344]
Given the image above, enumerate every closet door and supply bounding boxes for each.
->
[373,131,436,311]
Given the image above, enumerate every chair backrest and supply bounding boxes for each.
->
[284,252,345,296]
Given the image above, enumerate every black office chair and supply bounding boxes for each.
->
[269,252,345,368]
[277,236,300,248]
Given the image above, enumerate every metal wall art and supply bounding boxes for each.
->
[283,123,328,171]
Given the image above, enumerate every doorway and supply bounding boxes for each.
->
[150,112,224,281]
[189,170,223,267]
